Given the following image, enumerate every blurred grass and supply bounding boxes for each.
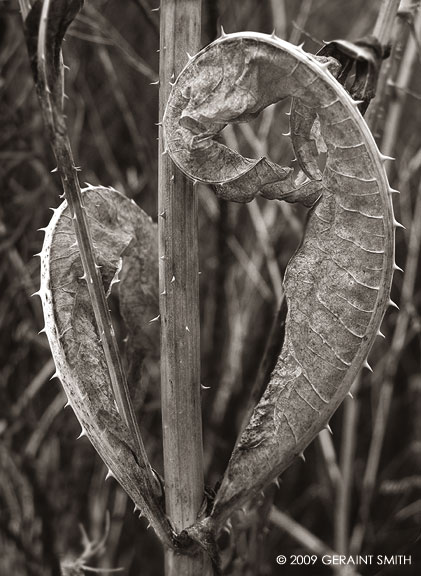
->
[0,0,420,574]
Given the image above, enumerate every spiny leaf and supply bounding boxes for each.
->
[163,32,395,529]
[39,187,172,546]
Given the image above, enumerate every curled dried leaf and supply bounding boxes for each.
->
[164,32,395,529]
[38,187,173,545]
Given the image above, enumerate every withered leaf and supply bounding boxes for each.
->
[38,187,166,534]
[163,32,395,526]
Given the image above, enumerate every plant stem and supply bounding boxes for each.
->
[158,1,207,574]
[366,0,420,135]
[373,0,401,45]
[334,377,361,555]
[381,3,421,158]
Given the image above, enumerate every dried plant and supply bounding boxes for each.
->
[2,0,420,575]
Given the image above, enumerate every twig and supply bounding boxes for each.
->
[381,3,421,159]
[334,377,361,554]
[25,392,65,458]
[11,358,55,420]
[366,0,420,135]
[289,0,313,46]
[373,0,402,45]
[158,1,207,572]
[318,429,342,493]
[269,507,338,559]
[270,0,287,39]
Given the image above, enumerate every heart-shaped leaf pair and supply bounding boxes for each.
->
[34,10,398,561]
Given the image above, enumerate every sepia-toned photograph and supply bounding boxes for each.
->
[1,0,420,574]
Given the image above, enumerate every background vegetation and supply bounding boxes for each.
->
[0,0,420,574]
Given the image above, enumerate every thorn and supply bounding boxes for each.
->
[38,327,46,335]
[162,148,168,156]
[150,80,159,86]
[377,329,386,338]
[151,6,160,12]
[169,81,175,87]
[274,477,281,488]
[51,166,58,173]
[170,175,175,182]
[318,61,331,72]
[363,359,373,372]
[220,25,226,38]
[299,452,306,462]
[393,218,406,229]
[33,252,42,258]
[50,372,59,380]
[297,42,305,51]
[31,290,41,298]
[161,289,167,296]
[146,522,151,530]
[149,314,161,324]
[282,131,291,137]
[64,400,71,409]
[351,99,365,108]
[186,51,194,62]
[170,275,175,283]
[379,153,395,163]
[201,383,211,390]
[105,468,114,481]
[160,255,166,260]
[63,64,70,71]
[133,504,140,514]
[388,299,399,310]
[271,29,277,38]
[393,263,404,273]
[348,391,354,399]
[389,187,400,194]
[159,210,166,218]
[185,325,190,332]
[77,427,87,439]
[325,424,333,435]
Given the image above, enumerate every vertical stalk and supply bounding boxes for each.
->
[372,0,401,45]
[158,1,206,574]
